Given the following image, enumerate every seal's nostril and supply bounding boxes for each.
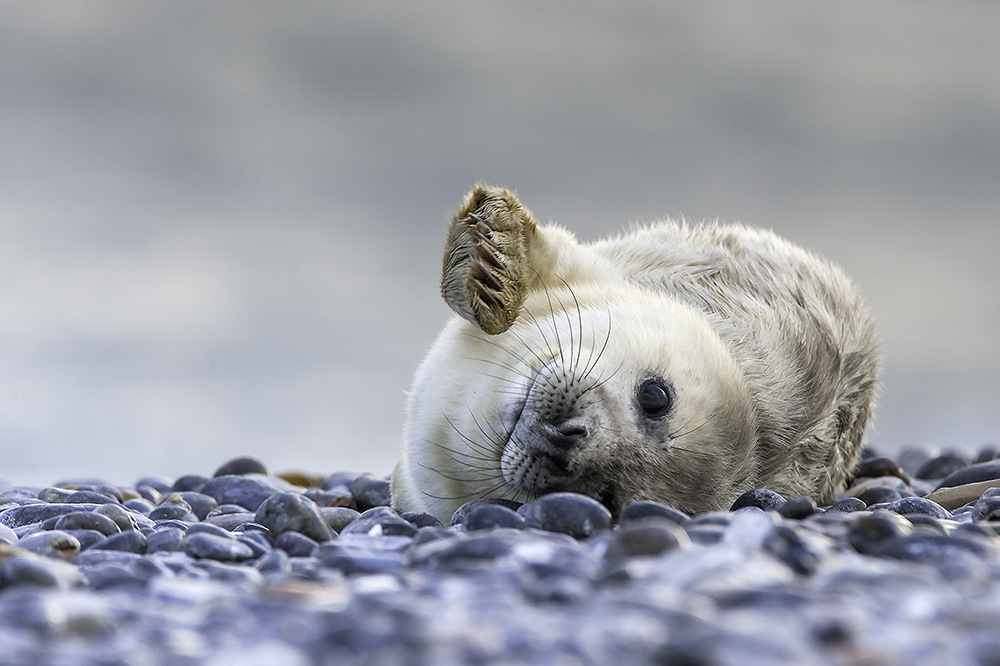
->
[557,424,588,439]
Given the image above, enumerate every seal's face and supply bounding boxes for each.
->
[398,282,760,520]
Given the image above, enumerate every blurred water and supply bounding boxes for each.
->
[0,1,997,486]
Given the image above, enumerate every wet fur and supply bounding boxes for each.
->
[392,185,879,522]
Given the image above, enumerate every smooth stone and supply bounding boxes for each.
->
[322,472,358,493]
[0,556,84,590]
[924,479,1000,511]
[915,452,970,480]
[618,501,689,525]
[207,503,255,517]
[450,498,523,527]
[972,496,1000,522]
[874,533,997,565]
[762,525,823,575]
[136,486,162,505]
[212,456,269,477]
[256,549,291,574]
[683,524,725,546]
[0,488,37,501]
[86,565,148,591]
[604,518,690,560]
[825,497,866,513]
[89,530,147,554]
[172,474,210,492]
[146,527,186,554]
[203,513,258,531]
[306,489,355,508]
[975,444,1000,463]
[70,550,144,567]
[857,486,904,507]
[339,508,416,538]
[461,505,526,531]
[237,533,272,558]
[63,490,119,505]
[134,476,173,494]
[777,496,817,519]
[36,487,74,503]
[93,504,142,532]
[730,488,786,512]
[186,523,238,540]
[903,514,948,535]
[147,503,199,523]
[231,523,270,537]
[518,492,612,539]
[275,531,319,557]
[349,476,392,512]
[200,474,282,512]
[401,512,443,529]
[153,519,194,531]
[0,524,18,544]
[320,553,405,575]
[320,507,361,533]
[197,560,264,586]
[0,503,102,529]
[936,461,1000,490]
[852,456,911,484]
[16,531,81,561]
[54,512,122,537]
[883,496,952,519]
[183,533,256,562]
[254,492,334,542]
[847,512,913,555]
[174,492,218,521]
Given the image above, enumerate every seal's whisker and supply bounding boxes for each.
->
[579,310,613,384]
[670,417,712,440]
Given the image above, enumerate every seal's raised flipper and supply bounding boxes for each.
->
[441,184,538,335]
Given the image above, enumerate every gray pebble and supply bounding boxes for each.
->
[461,504,526,531]
[16,530,81,561]
[884,496,952,519]
[518,492,612,539]
[778,496,818,519]
[320,506,362,533]
[187,522,238,540]
[340,508,417,538]
[172,474,210,492]
[256,548,291,574]
[915,452,970,480]
[174,492,219,521]
[54,511,122,537]
[36,487,74,503]
[936,461,1000,490]
[89,530,148,554]
[255,492,334,542]
[134,476,173,494]
[0,503,102,529]
[184,532,256,562]
[0,556,85,590]
[349,476,392,512]
[237,533,272,558]
[94,503,143,532]
[604,518,690,561]
[618,501,689,525]
[146,527,186,554]
[730,488,786,511]
[275,531,319,557]
[825,497,866,513]
[212,455,269,477]
[63,490,119,505]
[200,474,281,512]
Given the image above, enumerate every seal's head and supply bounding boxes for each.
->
[392,281,759,521]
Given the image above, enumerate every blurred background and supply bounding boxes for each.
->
[1,1,997,487]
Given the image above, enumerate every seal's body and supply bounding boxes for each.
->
[392,185,879,522]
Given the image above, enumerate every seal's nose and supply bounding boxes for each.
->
[542,422,588,471]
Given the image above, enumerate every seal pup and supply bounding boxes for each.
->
[392,185,879,522]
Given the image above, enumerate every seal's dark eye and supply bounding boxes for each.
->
[639,380,672,418]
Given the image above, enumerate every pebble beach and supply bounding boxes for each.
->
[2,446,1000,666]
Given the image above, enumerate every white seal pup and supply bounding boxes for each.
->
[391,185,879,522]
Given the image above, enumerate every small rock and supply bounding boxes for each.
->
[618,501,689,525]
[825,497,866,513]
[847,512,912,555]
[0,504,102,529]
[778,496,817,519]
[172,474,210,492]
[174,492,219,521]
[856,485,904,507]
[94,504,142,532]
[461,504,526,531]
[450,498,522,526]
[148,495,199,523]
[200,475,282,512]
[89,531,147,554]
[852,456,911,484]
[319,507,361,533]
[183,533,256,562]
[275,531,319,557]
[255,492,334,542]
[0,556,85,590]
[340,508,417,538]
[400,512,443,529]
[604,518,690,561]
[518,492,612,539]
[146,527,185,554]
[134,476,173,494]
[63,490,119,505]
[213,456,270,477]
[936,461,1000,490]
[16,531,81,561]
[915,452,970,480]
[54,512,122,537]
[349,476,392,512]
[730,488,786,512]
[884,497,951,520]
[64,529,106,551]
[37,487,74,503]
